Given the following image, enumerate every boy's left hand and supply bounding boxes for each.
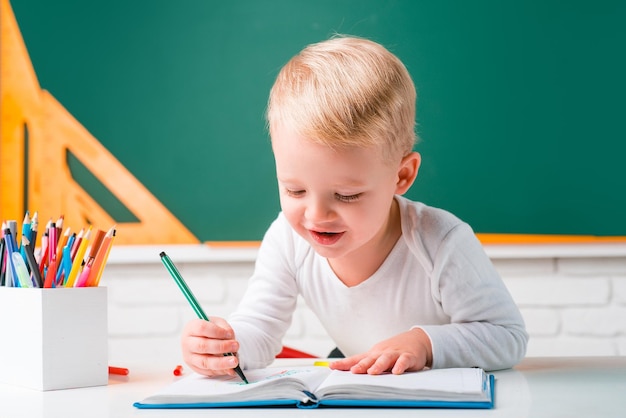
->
[329,328,432,375]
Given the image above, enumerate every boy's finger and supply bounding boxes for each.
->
[351,356,377,374]
[367,353,396,375]
[329,354,365,370]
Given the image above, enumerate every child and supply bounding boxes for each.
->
[181,35,527,377]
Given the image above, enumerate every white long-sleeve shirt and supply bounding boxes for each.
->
[230,196,528,371]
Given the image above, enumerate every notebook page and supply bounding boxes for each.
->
[140,366,331,404]
[315,368,487,400]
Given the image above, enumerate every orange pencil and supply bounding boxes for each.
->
[86,229,105,265]
[86,226,115,287]
[55,227,71,267]
[43,259,57,288]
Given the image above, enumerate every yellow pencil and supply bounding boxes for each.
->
[65,226,92,287]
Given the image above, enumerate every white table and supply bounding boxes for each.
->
[1,357,625,418]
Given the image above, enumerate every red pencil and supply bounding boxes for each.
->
[108,366,129,376]
[173,365,184,376]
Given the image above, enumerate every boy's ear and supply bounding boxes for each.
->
[395,152,421,194]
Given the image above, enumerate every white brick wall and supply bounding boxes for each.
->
[491,244,626,359]
[102,244,626,366]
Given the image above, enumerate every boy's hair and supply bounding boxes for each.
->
[267,35,417,161]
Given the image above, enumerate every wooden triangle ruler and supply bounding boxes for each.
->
[0,0,199,244]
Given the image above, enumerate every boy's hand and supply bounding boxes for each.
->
[329,328,432,375]
[181,317,242,377]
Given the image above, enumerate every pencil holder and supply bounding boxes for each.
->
[0,287,108,390]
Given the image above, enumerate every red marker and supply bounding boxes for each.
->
[173,365,184,376]
[108,366,129,376]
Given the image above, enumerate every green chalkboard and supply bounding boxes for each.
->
[12,0,626,240]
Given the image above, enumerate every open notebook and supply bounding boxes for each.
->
[134,366,494,409]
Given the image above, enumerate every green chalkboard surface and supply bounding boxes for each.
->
[12,0,626,240]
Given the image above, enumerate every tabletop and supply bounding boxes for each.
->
[1,356,625,418]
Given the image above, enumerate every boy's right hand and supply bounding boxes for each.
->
[181,317,242,377]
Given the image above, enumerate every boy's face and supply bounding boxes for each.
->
[272,124,415,262]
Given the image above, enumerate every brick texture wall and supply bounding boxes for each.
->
[102,244,626,367]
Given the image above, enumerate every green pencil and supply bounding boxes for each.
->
[159,251,248,384]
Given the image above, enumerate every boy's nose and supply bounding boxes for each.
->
[305,198,334,223]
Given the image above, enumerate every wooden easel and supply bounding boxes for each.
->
[0,0,198,245]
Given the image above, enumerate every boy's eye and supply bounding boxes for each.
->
[285,189,305,197]
[335,193,361,202]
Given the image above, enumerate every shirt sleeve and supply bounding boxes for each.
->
[228,215,300,370]
[417,223,528,371]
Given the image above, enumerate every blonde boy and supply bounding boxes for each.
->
[182,36,527,377]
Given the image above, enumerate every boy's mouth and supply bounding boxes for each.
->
[309,230,344,245]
